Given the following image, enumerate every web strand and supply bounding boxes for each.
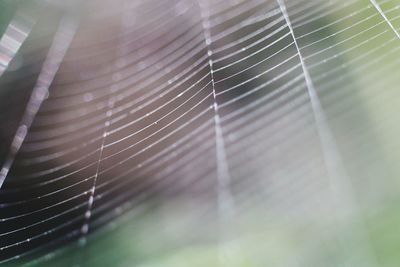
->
[0,16,77,188]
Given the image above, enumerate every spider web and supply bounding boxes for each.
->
[1,0,400,265]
